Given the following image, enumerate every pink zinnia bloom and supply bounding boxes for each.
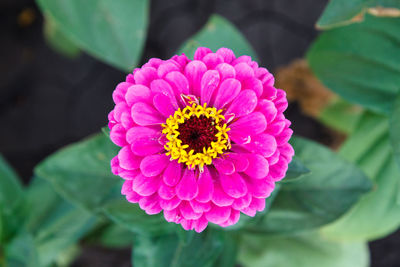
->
[108,47,294,232]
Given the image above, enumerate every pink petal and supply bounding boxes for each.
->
[134,67,158,86]
[245,176,275,198]
[256,68,274,86]
[205,205,231,224]
[181,219,194,231]
[185,60,207,97]
[216,48,235,63]
[180,201,202,220]
[257,99,277,123]
[211,181,234,207]
[158,182,176,200]
[176,169,198,200]
[194,216,208,233]
[274,89,288,113]
[126,127,163,156]
[163,208,179,222]
[165,71,190,96]
[121,180,133,195]
[157,61,180,78]
[243,133,277,158]
[232,55,251,65]
[213,78,241,109]
[244,154,269,179]
[225,89,257,118]
[202,53,224,69]
[150,79,179,108]
[196,166,214,203]
[163,160,183,187]
[270,157,289,181]
[214,158,235,175]
[113,82,130,104]
[190,200,211,213]
[139,194,162,215]
[220,172,248,198]
[113,103,130,122]
[229,112,267,144]
[132,174,160,196]
[110,124,127,146]
[266,120,286,135]
[118,146,142,170]
[220,209,240,227]
[234,62,254,80]
[160,196,181,211]
[242,77,263,97]
[232,193,252,210]
[131,102,165,126]
[153,93,176,118]
[194,47,212,60]
[140,154,169,177]
[125,85,152,106]
[126,191,141,203]
[215,63,236,80]
[268,149,280,165]
[276,128,293,146]
[280,143,295,162]
[200,70,220,105]
[225,153,249,172]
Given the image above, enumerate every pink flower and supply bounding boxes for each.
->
[108,47,294,232]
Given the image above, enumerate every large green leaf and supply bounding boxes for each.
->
[43,14,80,58]
[36,0,149,70]
[4,232,40,267]
[319,98,364,134]
[390,94,400,173]
[238,232,369,267]
[243,137,372,234]
[35,134,121,212]
[317,0,400,29]
[102,199,174,236]
[132,229,225,267]
[281,157,310,182]
[322,112,400,241]
[0,155,23,212]
[23,177,97,266]
[0,155,24,243]
[178,15,257,60]
[308,15,400,114]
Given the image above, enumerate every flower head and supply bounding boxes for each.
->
[108,47,294,232]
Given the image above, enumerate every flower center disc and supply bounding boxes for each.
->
[178,115,218,154]
[162,103,230,169]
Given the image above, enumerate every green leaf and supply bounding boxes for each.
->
[243,137,372,234]
[102,199,174,236]
[0,155,24,242]
[281,157,310,182]
[322,112,400,241]
[308,15,400,114]
[317,0,400,29]
[213,233,238,267]
[0,155,23,212]
[35,134,121,212]
[36,0,149,71]
[319,98,364,134]
[390,94,400,173]
[23,177,97,266]
[4,232,40,267]
[43,14,80,58]
[132,229,225,267]
[97,223,135,248]
[178,15,257,60]
[238,231,369,267]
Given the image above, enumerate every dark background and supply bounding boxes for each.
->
[1,0,399,266]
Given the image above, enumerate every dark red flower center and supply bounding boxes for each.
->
[178,115,219,153]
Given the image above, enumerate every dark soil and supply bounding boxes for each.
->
[0,0,398,266]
